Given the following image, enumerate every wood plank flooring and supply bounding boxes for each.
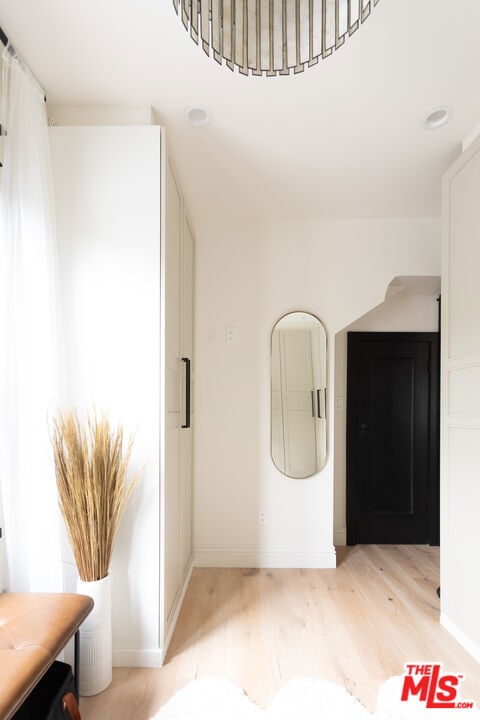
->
[80,545,480,719]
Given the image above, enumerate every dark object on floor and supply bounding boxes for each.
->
[12,661,77,720]
[436,586,441,598]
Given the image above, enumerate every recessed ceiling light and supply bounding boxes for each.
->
[185,106,212,128]
[424,106,453,130]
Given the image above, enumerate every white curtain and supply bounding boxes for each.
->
[0,44,62,592]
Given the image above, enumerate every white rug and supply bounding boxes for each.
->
[150,676,480,720]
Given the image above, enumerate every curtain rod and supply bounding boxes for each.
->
[0,26,46,102]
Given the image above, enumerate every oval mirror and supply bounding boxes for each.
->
[271,312,327,478]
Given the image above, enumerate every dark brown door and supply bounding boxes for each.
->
[346,332,439,545]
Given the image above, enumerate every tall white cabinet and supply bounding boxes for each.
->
[441,134,480,661]
[50,123,194,664]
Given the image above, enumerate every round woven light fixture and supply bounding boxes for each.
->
[173,0,380,77]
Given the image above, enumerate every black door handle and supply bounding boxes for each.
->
[181,357,191,429]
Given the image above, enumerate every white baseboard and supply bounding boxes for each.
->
[440,612,480,664]
[113,649,163,668]
[194,546,336,568]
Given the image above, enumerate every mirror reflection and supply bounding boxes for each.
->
[271,312,327,478]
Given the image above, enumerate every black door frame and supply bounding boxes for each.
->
[346,331,440,546]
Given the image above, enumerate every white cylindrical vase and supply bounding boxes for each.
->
[76,574,113,696]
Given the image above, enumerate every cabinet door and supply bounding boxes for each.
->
[180,217,194,577]
[441,136,480,647]
[164,156,182,625]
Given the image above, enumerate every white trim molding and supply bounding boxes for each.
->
[162,560,194,663]
[194,546,336,569]
[112,649,163,668]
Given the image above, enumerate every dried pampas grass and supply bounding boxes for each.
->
[52,409,140,582]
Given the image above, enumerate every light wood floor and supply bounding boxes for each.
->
[80,545,480,719]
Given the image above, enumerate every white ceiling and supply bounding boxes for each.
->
[2,0,480,226]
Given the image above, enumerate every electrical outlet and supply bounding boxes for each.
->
[226,327,237,344]
[258,510,267,525]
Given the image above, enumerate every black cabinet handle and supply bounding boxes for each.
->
[181,357,191,429]
[316,388,327,419]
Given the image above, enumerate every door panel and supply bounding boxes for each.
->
[347,332,439,545]
[368,355,416,514]
[164,158,182,623]
[180,217,194,576]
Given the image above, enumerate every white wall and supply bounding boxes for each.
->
[0,130,4,583]
[194,217,440,567]
[0,55,5,590]
[333,292,440,545]
[50,125,162,665]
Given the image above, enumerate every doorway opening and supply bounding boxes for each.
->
[346,331,439,544]
[333,275,441,547]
